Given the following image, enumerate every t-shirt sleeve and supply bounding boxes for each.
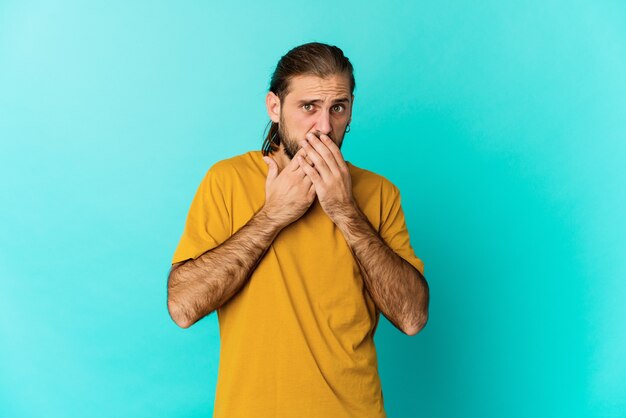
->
[171,166,232,265]
[378,180,425,276]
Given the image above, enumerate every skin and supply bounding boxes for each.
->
[167,150,311,328]
[295,131,429,335]
[265,73,353,171]
[167,73,429,335]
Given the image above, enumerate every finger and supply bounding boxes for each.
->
[293,164,308,179]
[262,156,278,182]
[295,147,315,168]
[287,147,308,172]
[297,154,323,187]
[299,136,333,182]
[303,133,341,178]
[297,149,315,170]
[318,133,349,173]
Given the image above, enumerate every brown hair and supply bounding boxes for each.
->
[261,42,356,156]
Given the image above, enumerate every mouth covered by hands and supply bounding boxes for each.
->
[297,131,356,223]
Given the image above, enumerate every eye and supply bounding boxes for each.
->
[302,104,314,111]
[332,104,345,113]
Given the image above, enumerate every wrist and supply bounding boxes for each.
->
[333,200,361,230]
[257,205,288,232]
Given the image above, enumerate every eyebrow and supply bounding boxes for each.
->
[296,97,351,105]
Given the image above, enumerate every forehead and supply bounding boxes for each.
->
[284,74,351,102]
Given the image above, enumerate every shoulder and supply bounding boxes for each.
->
[347,160,400,197]
[203,150,262,182]
[347,161,403,231]
[207,150,256,172]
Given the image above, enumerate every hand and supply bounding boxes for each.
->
[262,148,316,228]
[297,131,356,223]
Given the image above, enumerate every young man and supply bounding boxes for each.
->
[167,42,429,417]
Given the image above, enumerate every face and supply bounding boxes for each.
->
[267,73,353,160]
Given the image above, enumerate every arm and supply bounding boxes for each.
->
[167,207,283,328]
[294,131,429,336]
[168,147,315,329]
[335,204,429,336]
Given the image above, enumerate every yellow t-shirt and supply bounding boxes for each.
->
[172,150,425,418]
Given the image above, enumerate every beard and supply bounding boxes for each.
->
[277,113,345,160]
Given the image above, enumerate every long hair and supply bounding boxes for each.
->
[261,42,356,156]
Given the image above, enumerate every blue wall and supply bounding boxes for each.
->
[1,1,624,417]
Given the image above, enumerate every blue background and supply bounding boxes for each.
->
[1,1,625,417]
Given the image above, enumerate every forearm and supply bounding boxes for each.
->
[167,207,283,328]
[335,204,429,335]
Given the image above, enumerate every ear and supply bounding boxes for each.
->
[266,91,281,123]
[348,94,355,123]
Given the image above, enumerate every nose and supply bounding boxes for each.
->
[314,110,332,136]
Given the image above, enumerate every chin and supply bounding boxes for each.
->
[282,145,298,160]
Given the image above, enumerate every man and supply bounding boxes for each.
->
[167,42,429,417]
